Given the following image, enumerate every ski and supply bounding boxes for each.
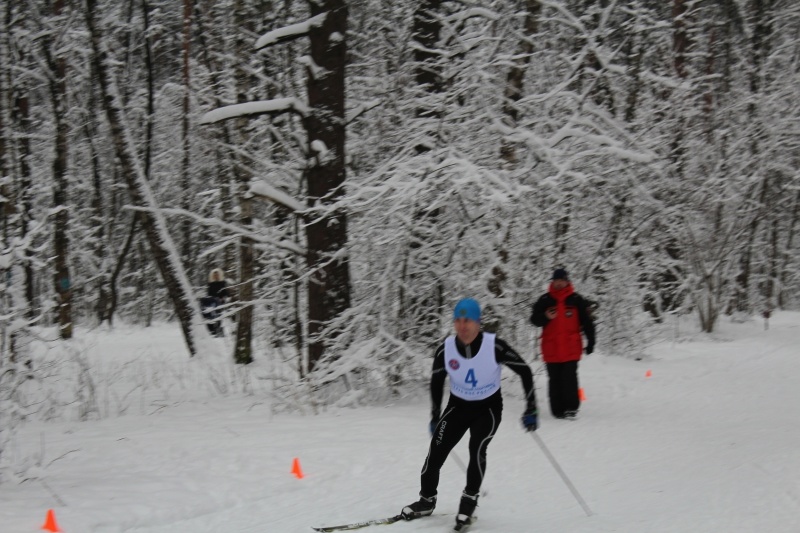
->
[312,514,404,532]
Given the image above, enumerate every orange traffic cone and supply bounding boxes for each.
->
[645,369,652,378]
[41,509,61,532]
[291,457,304,479]
[578,388,586,401]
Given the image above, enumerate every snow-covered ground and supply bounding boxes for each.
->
[2,312,799,533]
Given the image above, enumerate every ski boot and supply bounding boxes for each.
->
[401,494,436,520]
[454,490,478,531]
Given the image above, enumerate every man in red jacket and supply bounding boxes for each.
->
[530,269,596,419]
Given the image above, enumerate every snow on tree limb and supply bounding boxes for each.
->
[255,12,328,50]
[199,98,309,124]
[297,55,329,80]
[346,99,381,124]
[126,206,306,256]
[250,180,306,213]
[444,7,500,24]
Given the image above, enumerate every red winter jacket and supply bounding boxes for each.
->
[530,283,596,363]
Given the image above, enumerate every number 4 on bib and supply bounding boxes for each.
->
[464,369,478,388]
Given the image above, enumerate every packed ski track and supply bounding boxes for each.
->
[1,313,799,532]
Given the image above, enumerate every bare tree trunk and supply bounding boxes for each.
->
[499,0,540,166]
[734,176,770,314]
[180,0,194,280]
[85,0,200,356]
[232,0,254,365]
[0,0,12,363]
[43,0,72,339]
[764,217,778,311]
[305,0,351,373]
[142,0,156,186]
[623,30,642,123]
[580,0,615,112]
[13,82,35,318]
[293,218,303,376]
[673,0,689,78]
[413,0,443,99]
[487,0,542,325]
[83,46,111,323]
[779,189,800,308]
[108,214,139,325]
[732,0,773,315]
[400,0,444,343]
[193,0,237,272]
[1,2,33,364]
[85,77,108,323]
[0,1,10,239]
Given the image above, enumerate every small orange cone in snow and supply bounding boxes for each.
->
[645,370,652,378]
[41,509,61,532]
[291,457,304,479]
[578,388,586,401]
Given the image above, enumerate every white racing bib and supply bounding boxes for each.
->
[445,333,501,401]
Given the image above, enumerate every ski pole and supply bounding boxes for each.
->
[531,432,593,516]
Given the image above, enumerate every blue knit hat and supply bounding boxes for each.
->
[552,268,569,280]
[453,298,481,321]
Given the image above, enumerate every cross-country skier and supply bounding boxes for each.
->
[401,298,539,530]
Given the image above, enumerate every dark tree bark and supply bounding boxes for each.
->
[42,0,72,339]
[0,1,10,239]
[398,0,445,344]
[780,190,800,308]
[673,0,689,78]
[231,0,255,365]
[193,0,237,259]
[142,0,156,187]
[485,0,543,331]
[412,0,444,99]
[13,75,35,319]
[0,0,12,362]
[108,214,140,325]
[732,0,774,314]
[85,71,108,323]
[581,0,615,112]
[304,0,351,373]
[499,0,541,166]
[180,0,194,279]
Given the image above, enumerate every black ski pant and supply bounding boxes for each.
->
[200,297,222,336]
[420,397,502,499]
[546,360,580,417]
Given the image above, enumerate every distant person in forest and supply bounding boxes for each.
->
[530,268,596,419]
[201,268,229,337]
[401,298,538,531]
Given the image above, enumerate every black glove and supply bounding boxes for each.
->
[521,409,538,432]
[585,343,594,355]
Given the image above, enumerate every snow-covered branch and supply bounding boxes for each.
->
[255,12,328,50]
[125,206,306,256]
[249,180,306,213]
[199,98,310,124]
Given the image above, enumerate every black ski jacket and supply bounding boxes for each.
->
[429,332,536,421]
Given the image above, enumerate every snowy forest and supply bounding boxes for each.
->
[1,0,799,400]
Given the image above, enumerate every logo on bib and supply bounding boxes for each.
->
[448,359,460,370]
